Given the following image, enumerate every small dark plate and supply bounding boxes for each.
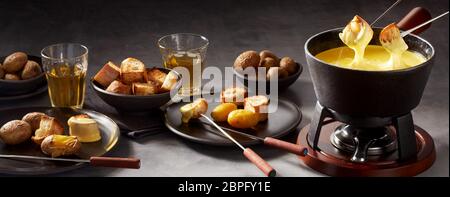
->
[91,67,182,112]
[164,97,302,146]
[234,63,303,92]
[0,107,120,175]
[0,55,47,96]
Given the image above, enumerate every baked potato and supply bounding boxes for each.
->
[32,116,64,145]
[41,135,81,158]
[279,57,297,74]
[2,52,28,73]
[4,73,20,80]
[22,112,49,131]
[259,50,279,65]
[234,51,260,70]
[21,60,42,80]
[211,103,237,122]
[0,120,32,145]
[260,57,278,70]
[227,109,259,129]
[266,67,289,80]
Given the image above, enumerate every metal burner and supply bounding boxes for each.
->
[330,124,397,163]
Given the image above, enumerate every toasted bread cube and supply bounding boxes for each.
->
[32,116,64,145]
[93,61,120,87]
[132,82,158,95]
[220,87,248,106]
[244,95,269,122]
[120,58,146,85]
[146,68,167,86]
[160,70,178,92]
[106,80,131,95]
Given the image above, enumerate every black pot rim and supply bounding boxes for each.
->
[304,27,435,74]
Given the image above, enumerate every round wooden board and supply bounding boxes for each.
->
[297,120,436,177]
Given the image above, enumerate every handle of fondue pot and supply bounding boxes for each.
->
[264,137,308,156]
[90,157,141,169]
[397,7,432,34]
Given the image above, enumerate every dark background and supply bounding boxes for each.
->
[0,0,448,176]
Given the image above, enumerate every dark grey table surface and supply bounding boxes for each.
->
[0,0,448,177]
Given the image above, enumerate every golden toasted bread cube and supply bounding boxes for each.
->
[132,82,158,96]
[120,58,146,85]
[146,68,167,86]
[220,87,248,106]
[106,80,132,95]
[244,95,269,122]
[32,116,64,145]
[160,70,178,92]
[93,61,120,88]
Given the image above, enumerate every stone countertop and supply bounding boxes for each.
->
[0,0,448,176]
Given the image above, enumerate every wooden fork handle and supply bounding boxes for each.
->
[264,137,308,156]
[90,157,141,169]
[397,7,432,34]
[243,148,276,177]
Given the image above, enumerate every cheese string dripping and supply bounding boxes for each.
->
[380,23,409,69]
[339,15,373,68]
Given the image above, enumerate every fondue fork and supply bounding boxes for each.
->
[401,11,449,37]
[0,154,141,169]
[198,120,308,156]
[370,0,403,26]
[199,114,277,177]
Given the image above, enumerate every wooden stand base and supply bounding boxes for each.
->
[297,120,436,177]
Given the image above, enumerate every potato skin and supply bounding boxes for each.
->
[227,109,259,129]
[233,51,260,69]
[266,67,289,80]
[259,50,279,65]
[41,135,81,158]
[2,52,28,73]
[211,103,238,122]
[21,60,42,80]
[0,120,32,145]
[260,57,278,70]
[279,57,297,74]
[22,112,49,131]
[4,73,20,80]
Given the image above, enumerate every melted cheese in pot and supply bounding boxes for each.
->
[315,45,427,71]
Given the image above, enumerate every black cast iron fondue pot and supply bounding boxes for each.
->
[305,28,434,119]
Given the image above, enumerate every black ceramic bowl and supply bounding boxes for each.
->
[0,55,46,96]
[91,67,182,112]
[233,63,303,92]
[305,28,434,118]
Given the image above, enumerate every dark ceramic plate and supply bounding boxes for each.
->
[0,55,47,96]
[0,107,120,175]
[165,97,302,146]
[0,84,47,101]
[91,67,182,112]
